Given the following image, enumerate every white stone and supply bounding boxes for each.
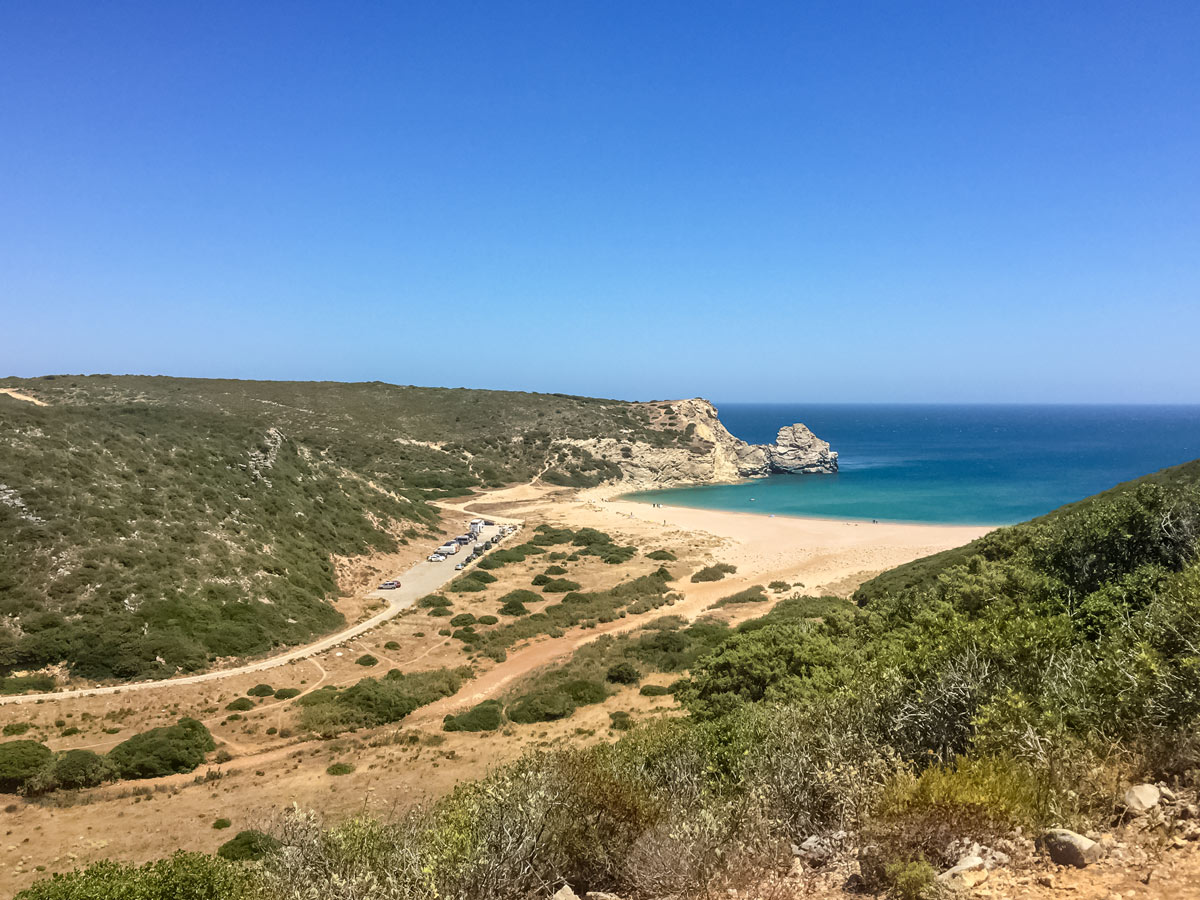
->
[1124,783,1162,815]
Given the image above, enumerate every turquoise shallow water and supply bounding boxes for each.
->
[625,404,1200,526]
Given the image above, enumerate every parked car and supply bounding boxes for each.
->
[378,580,400,590]
[427,553,445,562]
[483,519,495,526]
[455,562,466,570]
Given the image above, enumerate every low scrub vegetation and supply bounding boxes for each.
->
[711,584,768,607]
[218,830,280,862]
[443,700,503,732]
[469,571,677,662]
[107,718,216,780]
[0,717,217,797]
[507,679,609,724]
[296,668,469,737]
[540,578,581,593]
[15,852,257,899]
[690,562,737,582]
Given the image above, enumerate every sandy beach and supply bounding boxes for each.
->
[466,482,994,599]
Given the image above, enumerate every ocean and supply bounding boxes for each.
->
[625,404,1200,526]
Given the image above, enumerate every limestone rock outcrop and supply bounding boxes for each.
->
[761,423,839,475]
[555,399,837,489]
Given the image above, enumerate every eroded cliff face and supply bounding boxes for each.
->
[556,399,837,489]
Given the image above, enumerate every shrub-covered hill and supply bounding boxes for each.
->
[0,376,692,682]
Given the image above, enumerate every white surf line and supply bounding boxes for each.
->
[0,523,513,706]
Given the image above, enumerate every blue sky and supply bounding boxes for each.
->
[2,2,1198,402]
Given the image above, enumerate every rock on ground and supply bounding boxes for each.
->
[1124,783,1162,815]
[1038,829,1106,868]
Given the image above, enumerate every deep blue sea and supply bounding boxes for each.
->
[625,405,1200,526]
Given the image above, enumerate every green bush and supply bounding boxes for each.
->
[225,698,254,711]
[498,589,539,608]
[213,818,232,830]
[297,668,469,737]
[449,613,476,627]
[384,641,400,650]
[768,580,791,593]
[531,573,551,586]
[690,563,737,583]
[274,687,301,700]
[443,700,503,732]
[646,549,677,561]
[639,684,670,697]
[712,585,768,607]
[0,675,55,696]
[428,606,452,617]
[15,852,257,899]
[506,690,577,724]
[418,594,452,608]
[217,829,280,862]
[476,615,498,625]
[561,679,609,705]
[448,576,486,593]
[326,762,355,776]
[542,578,581,593]
[246,683,274,697]
[106,718,215,780]
[608,711,634,730]
[3,723,32,736]
[605,662,640,685]
[498,598,529,616]
[355,654,378,666]
[48,749,117,792]
[544,565,568,575]
[883,860,939,900]
[0,740,52,793]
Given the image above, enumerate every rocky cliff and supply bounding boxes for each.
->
[557,399,837,489]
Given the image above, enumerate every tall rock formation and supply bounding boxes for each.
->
[762,423,839,474]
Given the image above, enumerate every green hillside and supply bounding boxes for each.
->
[0,376,689,682]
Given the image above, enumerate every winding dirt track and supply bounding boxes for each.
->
[0,524,510,707]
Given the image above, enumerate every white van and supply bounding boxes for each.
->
[437,543,459,555]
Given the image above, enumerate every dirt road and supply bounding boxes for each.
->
[0,524,509,706]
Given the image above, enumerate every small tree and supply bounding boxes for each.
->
[606,662,641,685]
[0,740,51,793]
